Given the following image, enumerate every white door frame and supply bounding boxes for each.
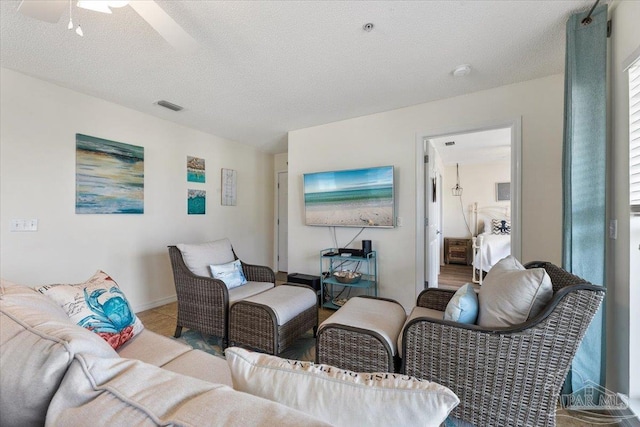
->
[274,169,288,272]
[414,117,522,298]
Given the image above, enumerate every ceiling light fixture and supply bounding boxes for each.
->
[77,1,130,14]
[453,64,472,77]
[363,23,374,32]
[68,0,82,36]
[452,163,463,196]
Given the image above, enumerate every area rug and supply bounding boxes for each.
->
[175,329,316,362]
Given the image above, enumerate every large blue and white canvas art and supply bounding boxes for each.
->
[76,134,144,214]
[303,165,394,228]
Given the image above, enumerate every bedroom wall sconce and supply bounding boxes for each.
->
[452,163,463,196]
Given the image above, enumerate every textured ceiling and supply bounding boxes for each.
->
[431,128,511,166]
[0,0,596,153]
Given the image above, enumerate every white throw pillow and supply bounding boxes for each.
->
[209,259,247,289]
[477,256,553,327]
[225,347,459,427]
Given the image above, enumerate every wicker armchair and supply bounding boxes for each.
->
[401,261,605,427]
[168,244,275,347]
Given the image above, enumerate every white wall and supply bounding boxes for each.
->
[442,161,510,238]
[607,0,640,402]
[0,69,274,312]
[288,74,564,310]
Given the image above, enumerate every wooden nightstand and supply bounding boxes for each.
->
[444,238,471,265]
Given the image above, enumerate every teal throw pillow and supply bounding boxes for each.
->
[444,283,478,324]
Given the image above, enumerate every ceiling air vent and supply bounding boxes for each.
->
[445,141,455,146]
[155,100,184,112]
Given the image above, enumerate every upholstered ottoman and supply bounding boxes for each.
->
[316,296,407,373]
[229,283,318,355]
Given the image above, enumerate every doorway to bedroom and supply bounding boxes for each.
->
[415,119,521,295]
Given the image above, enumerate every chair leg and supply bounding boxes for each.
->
[313,325,318,337]
[174,325,182,338]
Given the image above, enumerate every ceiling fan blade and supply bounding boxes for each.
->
[18,0,66,23]
[128,1,198,53]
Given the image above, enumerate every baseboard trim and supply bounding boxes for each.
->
[133,294,177,313]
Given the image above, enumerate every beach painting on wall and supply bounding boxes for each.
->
[187,156,205,183]
[76,134,144,214]
[303,165,394,228]
[188,189,206,214]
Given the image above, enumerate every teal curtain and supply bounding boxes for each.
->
[562,4,607,394]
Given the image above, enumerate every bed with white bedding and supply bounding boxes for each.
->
[471,203,511,284]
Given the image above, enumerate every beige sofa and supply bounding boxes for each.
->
[0,279,329,426]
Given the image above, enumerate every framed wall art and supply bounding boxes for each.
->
[496,182,511,202]
[76,133,144,214]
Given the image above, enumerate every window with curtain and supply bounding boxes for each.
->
[631,60,640,214]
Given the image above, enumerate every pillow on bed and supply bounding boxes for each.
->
[491,219,511,235]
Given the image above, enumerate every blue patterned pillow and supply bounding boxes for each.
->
[37,270,144,349]
[209,259,247,289]
[444,283,479,324]
[491,219,511,235]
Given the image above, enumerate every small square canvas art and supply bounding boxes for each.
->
[496,182,511,201]
[187,156,205,183]
[188,189,206,214]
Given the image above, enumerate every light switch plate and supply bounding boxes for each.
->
[609,219,617,239]
[10,219,38,232]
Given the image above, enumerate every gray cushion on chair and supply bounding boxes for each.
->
[477,256,553,327]
[177,239,235,277]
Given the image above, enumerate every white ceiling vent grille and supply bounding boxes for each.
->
[156,100,184,112]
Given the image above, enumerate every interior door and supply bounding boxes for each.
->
[425,142,440,288]
[277,171,288,272]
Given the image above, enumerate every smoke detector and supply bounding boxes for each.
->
[452,64,472,77]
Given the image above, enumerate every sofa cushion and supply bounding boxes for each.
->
[162,349,233,387]
[397,306,444,358]
[177,239,235,277]
[37,270,144,349]
[443,283,478,324]
[477,256,553,327]
[226,347,459,427]
[1,279,118,427]
[116,329,190,365]
[210,259,247,289]
[46,353,329,426]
